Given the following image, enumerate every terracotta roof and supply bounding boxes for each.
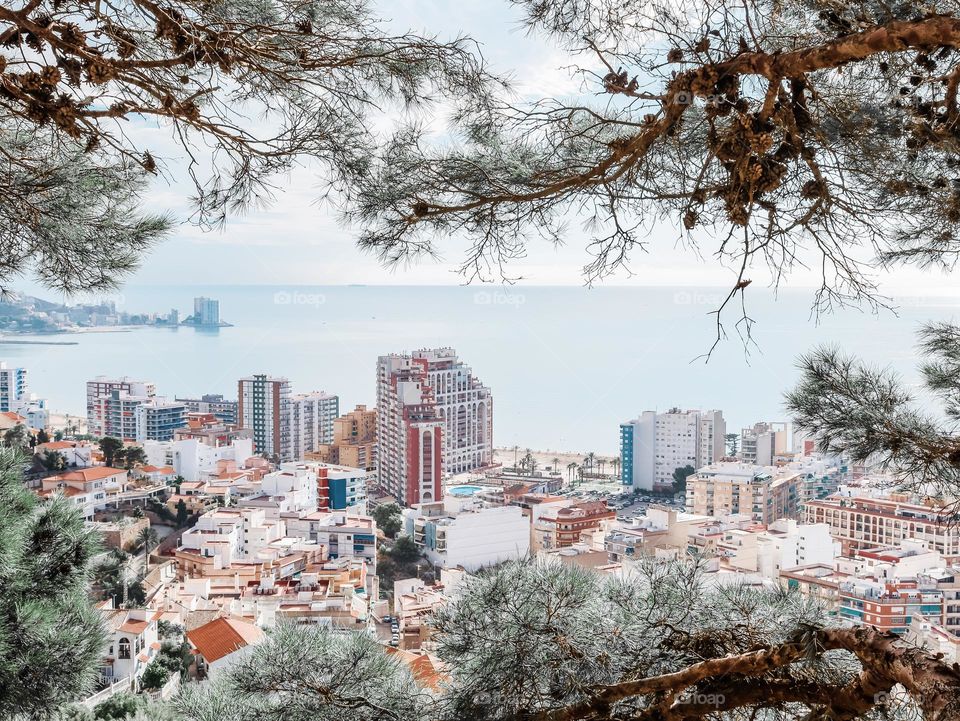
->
[38,441,82,450]
[0,411,26,422]
[142,465,175,474]
[187,617,264,663]
[119,619,150,634]
[386,648,445,690]
[45,466,126,482]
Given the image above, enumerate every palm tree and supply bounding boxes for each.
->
[598,458,606,477]
[136,526,159,575]
[583,452,596,478]
[512,445,520,470]
[576,464,584,486]
[566,462,577,484]
[612,457,621,480]
[551,457,561,473]
[521,451,534,476]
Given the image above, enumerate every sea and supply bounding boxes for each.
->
[5,284,959,455]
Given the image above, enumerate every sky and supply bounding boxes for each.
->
[42,0,960,299]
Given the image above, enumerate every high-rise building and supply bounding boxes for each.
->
[135,400,188,442]
[620,408,725,491]
[237,375,291,461]
[87,376,156,437]
[377,355,443,506]
[0,362,27,412]
[175,393,238,424]
[377,348,493,506]
[193,297,220,326]
[0,362,47,429]
[310,404,377,471]
[289,391,339,461]
[741,421,789,465]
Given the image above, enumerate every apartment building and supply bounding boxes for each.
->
[134,399,188,441]
[740,421,789,464]
[87,376,156,438]
[310,404,377,471]
[0,362,27,412]
[288,391,339,460]
[803,493,960,561]
[686,461,800,523]
[533,500,617,552]
[620,409,725,491]
[238,374,291,460]
[377,349,493,506]
[839,578,944,635]
[174,394,238,424]
[311,462,369,513]
[376,354,444,506]
[403,503,530,571]
[284,511,379,575]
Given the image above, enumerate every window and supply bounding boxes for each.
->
[118,637,131,660]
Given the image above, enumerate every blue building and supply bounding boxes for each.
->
[620,422,635,487]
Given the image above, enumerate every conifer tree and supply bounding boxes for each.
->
[0,448,105,718]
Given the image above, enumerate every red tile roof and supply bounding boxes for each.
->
[119,619,150,634]
[38,441,82,450]
[142,465,175,474]
[187,617,264,663]
[45,466,126,482]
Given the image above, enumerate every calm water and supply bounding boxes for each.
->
[6,284,959,455]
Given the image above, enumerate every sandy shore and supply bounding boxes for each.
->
[48,411,88,434]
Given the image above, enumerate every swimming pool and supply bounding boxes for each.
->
[447,485,483,497]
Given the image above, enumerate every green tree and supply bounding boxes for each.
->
[3,423,30,449]
[177,559,957,720]
[136,526,159,575]
[671,465,696,495]
[121,446,148,470]
[40,448,67,472]
[725,432,740,457]
[99,437,124,467]
[389,535,420,566]
[36,428,51,444]
[175,498,189,528]
[788,321,960,492]
[93,692,142,720]
[371,502,403,539]
[353,3,960,352]
[583,452,596,478]
[139,661,170,691]
[0,448,105,718]
[0,0,493,293]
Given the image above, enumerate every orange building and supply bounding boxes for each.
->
[308,404,377,471]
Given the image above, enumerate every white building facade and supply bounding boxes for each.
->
[621,408,726,491]
[403,503,530,571]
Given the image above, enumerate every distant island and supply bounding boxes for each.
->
[179,296,233,328]
[0,294,232,334]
